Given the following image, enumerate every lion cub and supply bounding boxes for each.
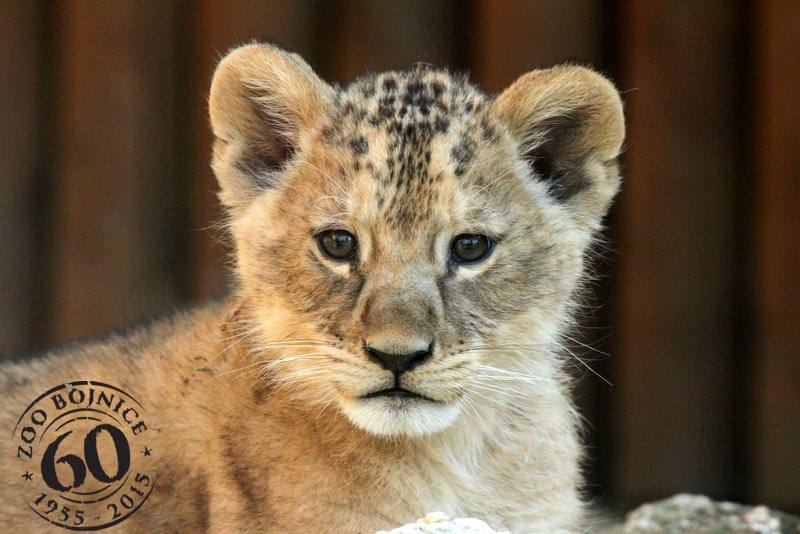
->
[0,44,624,532]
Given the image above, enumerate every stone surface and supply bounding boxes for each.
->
[619,494,800,533]
[379,496,800,533]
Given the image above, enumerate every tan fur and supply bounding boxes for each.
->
[1,43,624,532]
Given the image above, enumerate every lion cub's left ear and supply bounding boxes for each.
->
[491,66,625,221]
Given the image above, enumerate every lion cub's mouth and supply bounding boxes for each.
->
[361,387,440,403]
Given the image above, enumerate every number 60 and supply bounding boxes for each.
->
[41,423,131,492]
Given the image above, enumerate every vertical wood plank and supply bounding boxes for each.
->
[49,1,181,344]
[0,2,42,355]
[473,0,604,92]
[749,0,800,511]
[181,0,317,300]
[471,0,611,498]
[318,0,458,84]
[613,1,742,502]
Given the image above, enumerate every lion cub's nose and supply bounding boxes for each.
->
[365,343,433,374]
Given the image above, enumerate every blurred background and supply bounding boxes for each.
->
[1,0,798,514]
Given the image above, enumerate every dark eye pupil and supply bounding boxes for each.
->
[319,230,356,259]
[452,234,491,263]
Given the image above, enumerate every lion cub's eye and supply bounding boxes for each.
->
[450,234,493,264]
[317,229,357,260]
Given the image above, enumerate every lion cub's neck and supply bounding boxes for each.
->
[194,300,578,529]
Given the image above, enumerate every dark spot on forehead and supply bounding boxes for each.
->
[321,125,336,143]
[406,79,424,96]
[315,67,491,208]
[452,135,476,177]
[349,136,368,157]
[361,83,376,98]
[403,79,435,112]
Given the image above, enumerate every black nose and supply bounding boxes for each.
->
[365,344,433,374]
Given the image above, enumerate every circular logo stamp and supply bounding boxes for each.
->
[11,381,157,530]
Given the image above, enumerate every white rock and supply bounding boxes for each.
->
[377,512,509,534]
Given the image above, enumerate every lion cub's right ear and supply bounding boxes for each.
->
[209,43,335,211]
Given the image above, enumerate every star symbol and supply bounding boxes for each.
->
[142,446,151,457]
[22,471,33,481]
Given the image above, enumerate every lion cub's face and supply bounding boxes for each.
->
[210,45,624,437]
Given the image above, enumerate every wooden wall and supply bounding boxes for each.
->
[1,0,797,512]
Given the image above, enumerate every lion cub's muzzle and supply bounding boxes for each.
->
[364,343,433,375]
[355,273,443,398]
[362,342,439,401]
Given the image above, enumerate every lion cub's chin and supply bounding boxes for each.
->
[339,396,461,437]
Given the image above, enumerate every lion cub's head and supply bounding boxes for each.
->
[209,44,624,437]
